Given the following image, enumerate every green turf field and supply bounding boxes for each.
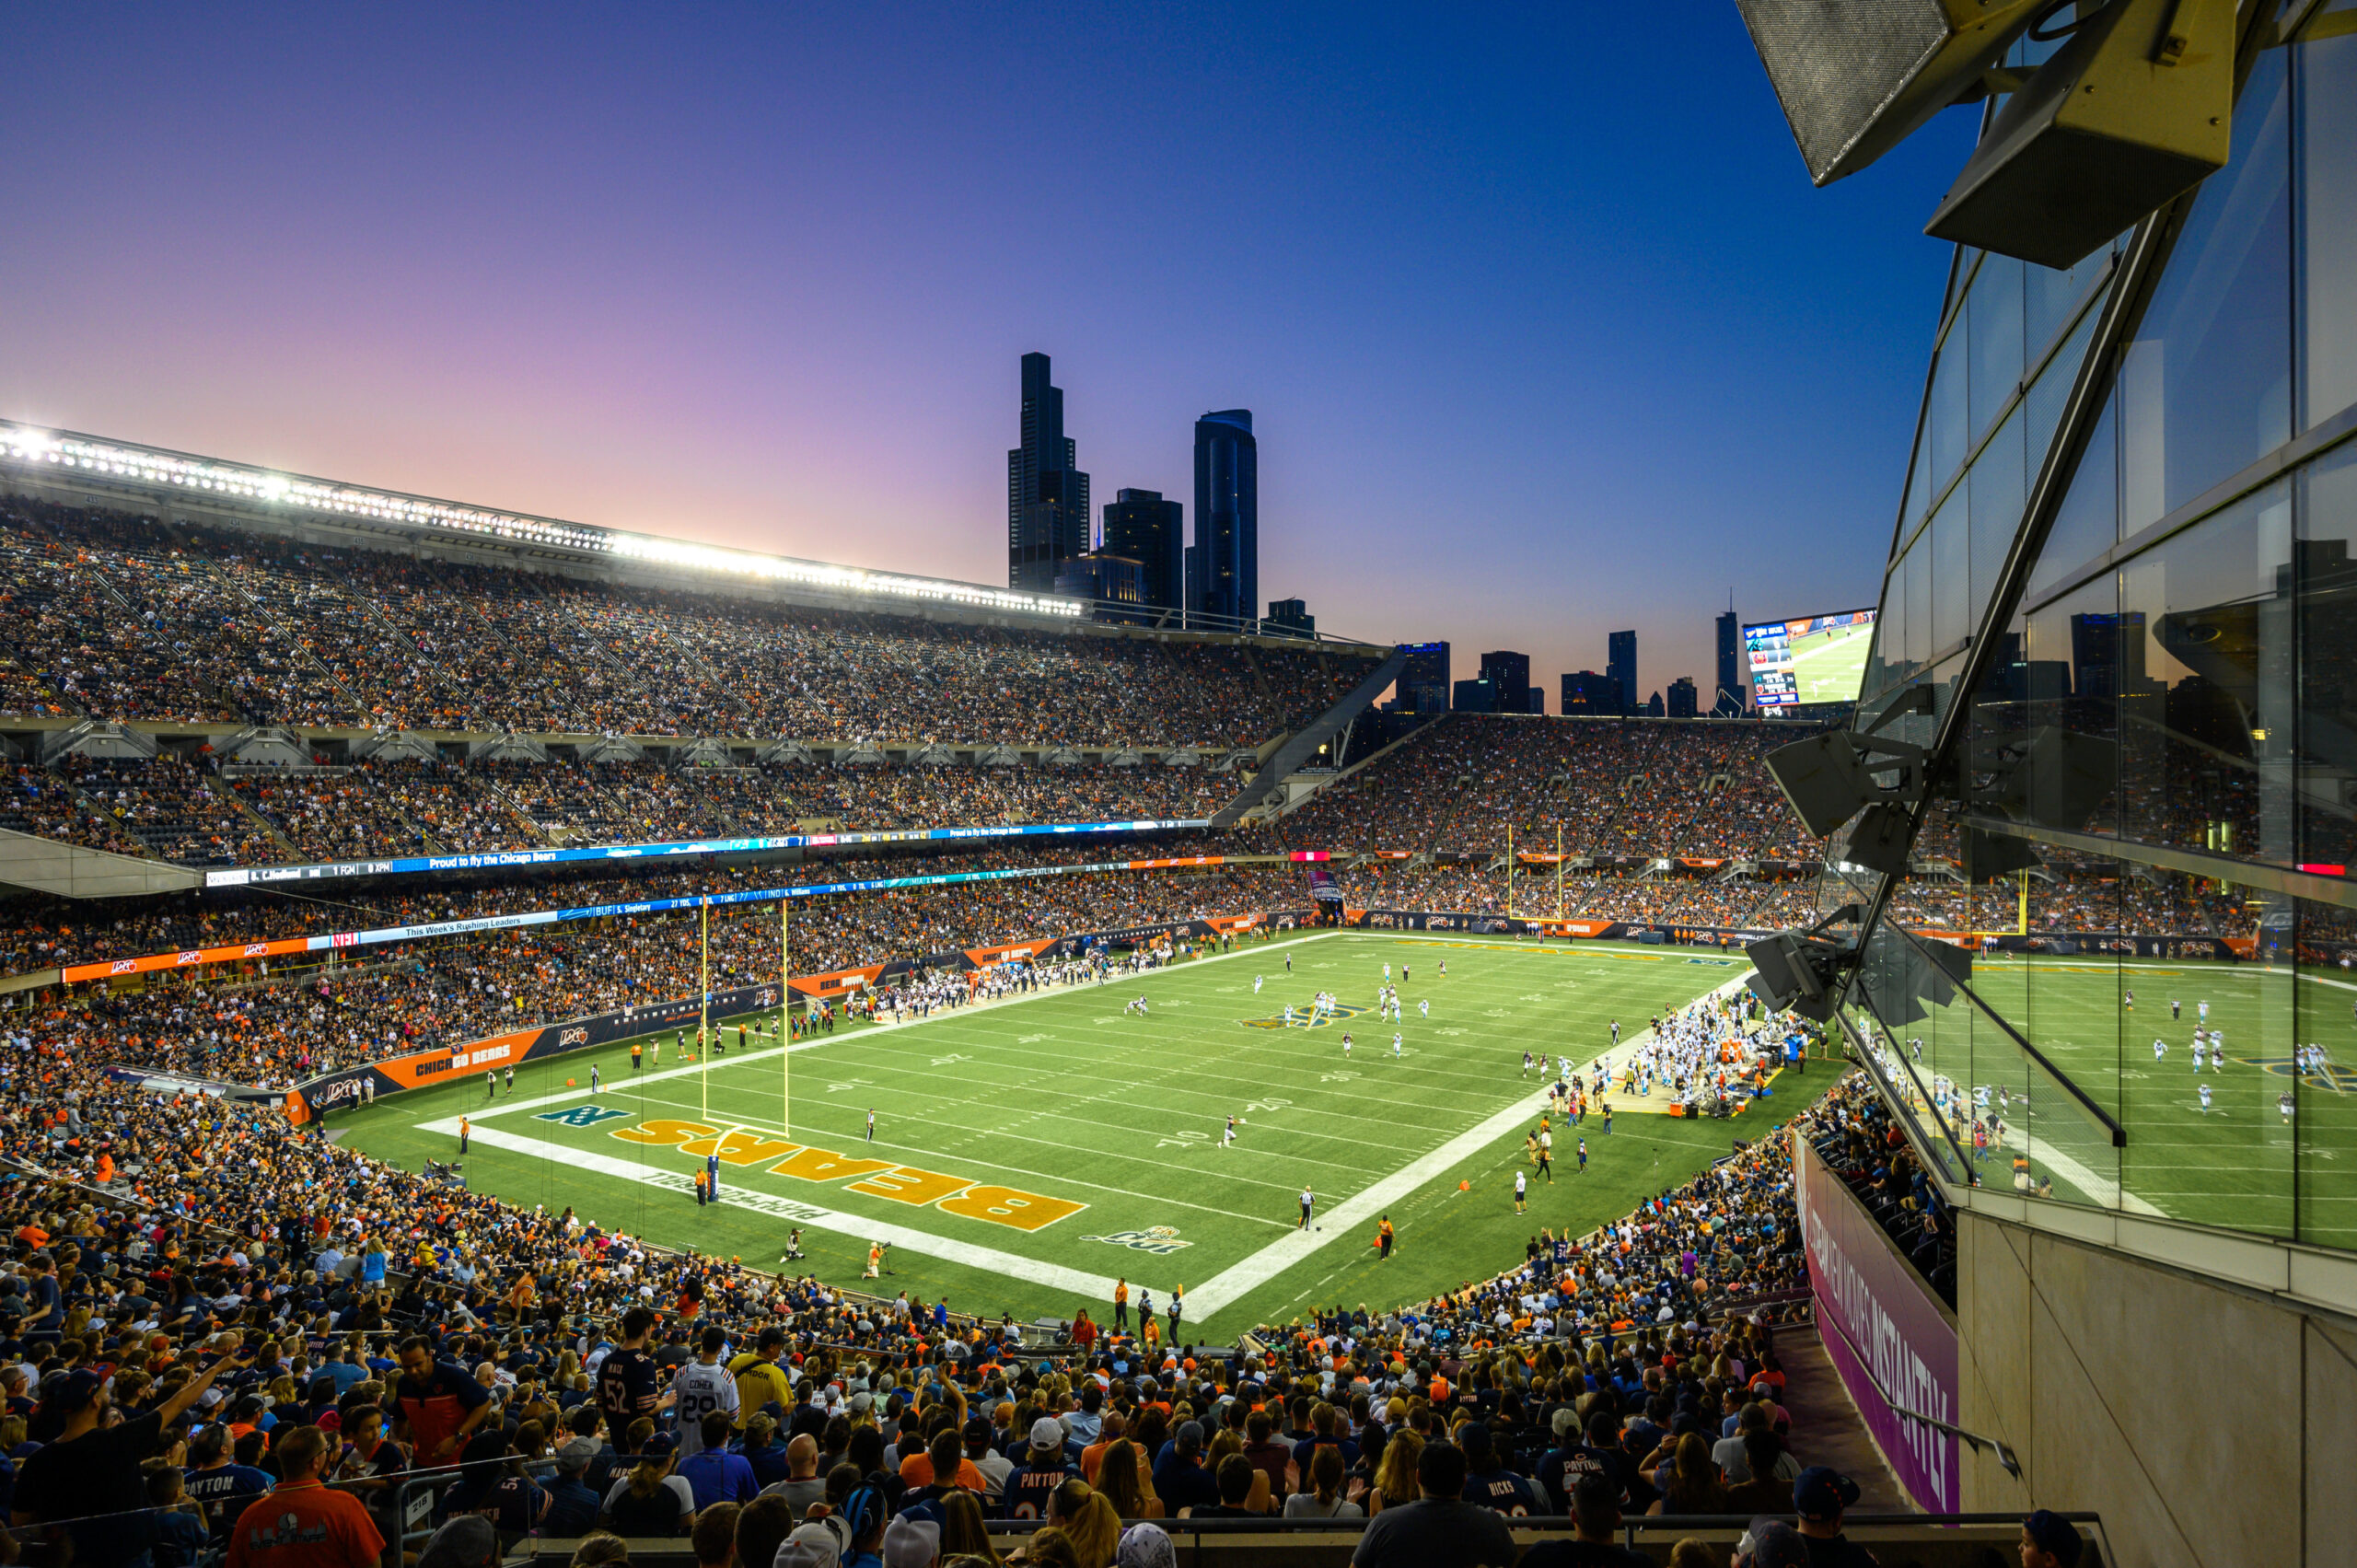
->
[332,931,1833,1338]
[1877,953,2357,1247]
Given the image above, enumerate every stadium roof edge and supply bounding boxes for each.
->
[0,421,1389,653]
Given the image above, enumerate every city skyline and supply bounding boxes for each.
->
[0,4,1978,690]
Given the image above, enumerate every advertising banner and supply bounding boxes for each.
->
[1794,1132,1961,1514]
[204,816,1213,888]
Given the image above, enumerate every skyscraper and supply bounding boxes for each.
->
[1100,489,1185,614]
[1714,610,1745,715]
[1561,670,1621,713]
[1399,641,1450,714]
[1007,353,1090,593]
[1192,410,1257,625]
[1667,677,1699,719]
[1607,631,1637,717]
[1480,650,1537,714]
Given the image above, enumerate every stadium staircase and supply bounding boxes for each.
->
[1210,645,1407,827]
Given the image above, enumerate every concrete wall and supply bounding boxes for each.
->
[1957,1208,2357,1568]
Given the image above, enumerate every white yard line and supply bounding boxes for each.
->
[1181,966,1761,1318]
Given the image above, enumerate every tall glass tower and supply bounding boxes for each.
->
[1007,353,1089,592]
[1192,410,1257,626]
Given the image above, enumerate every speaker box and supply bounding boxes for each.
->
[1926,0,2233,266]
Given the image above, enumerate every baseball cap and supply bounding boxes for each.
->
[640,1432,678,1459]
[1550,1408,1577,1439]
[1793,1465,1860,1522]
[1736,1517,1813,1568]
[881,1516,940,1568]
[2024,1510,2084,1566]
[50,1369,102,1413]
[1030,1416,1065,1449]
[962,1416,993,1443]
[556,1435,598,1473]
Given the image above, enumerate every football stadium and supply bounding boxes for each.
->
[2,6,2351,1568]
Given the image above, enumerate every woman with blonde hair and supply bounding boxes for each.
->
[938,1489,1004,1564]
[1647,1432,1728,1516]
[1366,1429,1422,1516]
[1091,1439,1162,1519]
[1063,1493,1121,1568]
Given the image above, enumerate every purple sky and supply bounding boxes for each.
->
[2,4,1981,702]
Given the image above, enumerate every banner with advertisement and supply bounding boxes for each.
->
[1794,1131,1961,1514]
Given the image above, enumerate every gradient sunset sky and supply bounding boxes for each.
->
[1,4,1981,700]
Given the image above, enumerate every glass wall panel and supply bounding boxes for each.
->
[2024,306,2098,483]
[2117,480,2295,865]
[2028,395,2119,599]
[2117,50,2292,533]
[2298,426,2357,867]
[1969,255,2026,441]
[2299,20,2357,429]
[1904,531,1933,674]
[2293,894,2357,1250]
[1932,484,1970,654]
[2023,577,2122,837]
[2024,246,2107,368]
[1929,328,1970,498]
[1969,409,2026,639]
[2117,896,2294,1236]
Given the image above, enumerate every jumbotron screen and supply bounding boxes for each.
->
[1746,608,1876,708]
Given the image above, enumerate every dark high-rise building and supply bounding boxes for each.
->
[1052,554,1147,618]
[1666,677,1699,718]
[1453,677,1496,714]
[1399,641,1450,714]
[1561,670,1622,713]
[1100,489,1185,614]
[1266,598,1315,637]
[1479,650,1531,706]
[1643,689,1665,718]
[1007,353,1090,593]
[1193,410,1257,625]
[1608,630,1637,717]
[1715,610,1745,716]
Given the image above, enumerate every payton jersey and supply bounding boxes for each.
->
[669,1360,740,1456]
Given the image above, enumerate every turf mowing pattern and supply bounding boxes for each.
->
[333,931,1837,1338]
[1875,953,2357,1248]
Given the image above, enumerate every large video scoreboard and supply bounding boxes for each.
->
[1746,608,1876,709]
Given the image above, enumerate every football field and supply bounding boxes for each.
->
[335,931,1831,1338]
[1783,617,1875,704]
[1885,953,2357,1248]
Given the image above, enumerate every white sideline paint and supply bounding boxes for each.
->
[443,1121,1129,1301]
[1182,964,1761,1318]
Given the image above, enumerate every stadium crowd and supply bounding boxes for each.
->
[12,752,1242,868]
[1277,716,1820,863]
[0,1023,1898,1568]
[12,865,1302,1086]
[0,498,1364,747]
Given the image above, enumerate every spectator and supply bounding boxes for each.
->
[396,1333,495,1467]
[1351,1437,1516,1568]
[416,1515,502,1568]
[1793,1467,1875,1567]
[14,1342,244,1567]
[1519,1472,1648,1567]
[691,1500,742,1568]
[1282,1443,1362,1519]
[602,1430,697,1537]
[2019,1510,2084,1568]
[223,1424,387,1568]
[543,1434,607,1536]
[679,1411,761,1511]
[765,1432,830,1517]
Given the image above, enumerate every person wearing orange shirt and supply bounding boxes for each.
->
[225,1425,385,1568]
